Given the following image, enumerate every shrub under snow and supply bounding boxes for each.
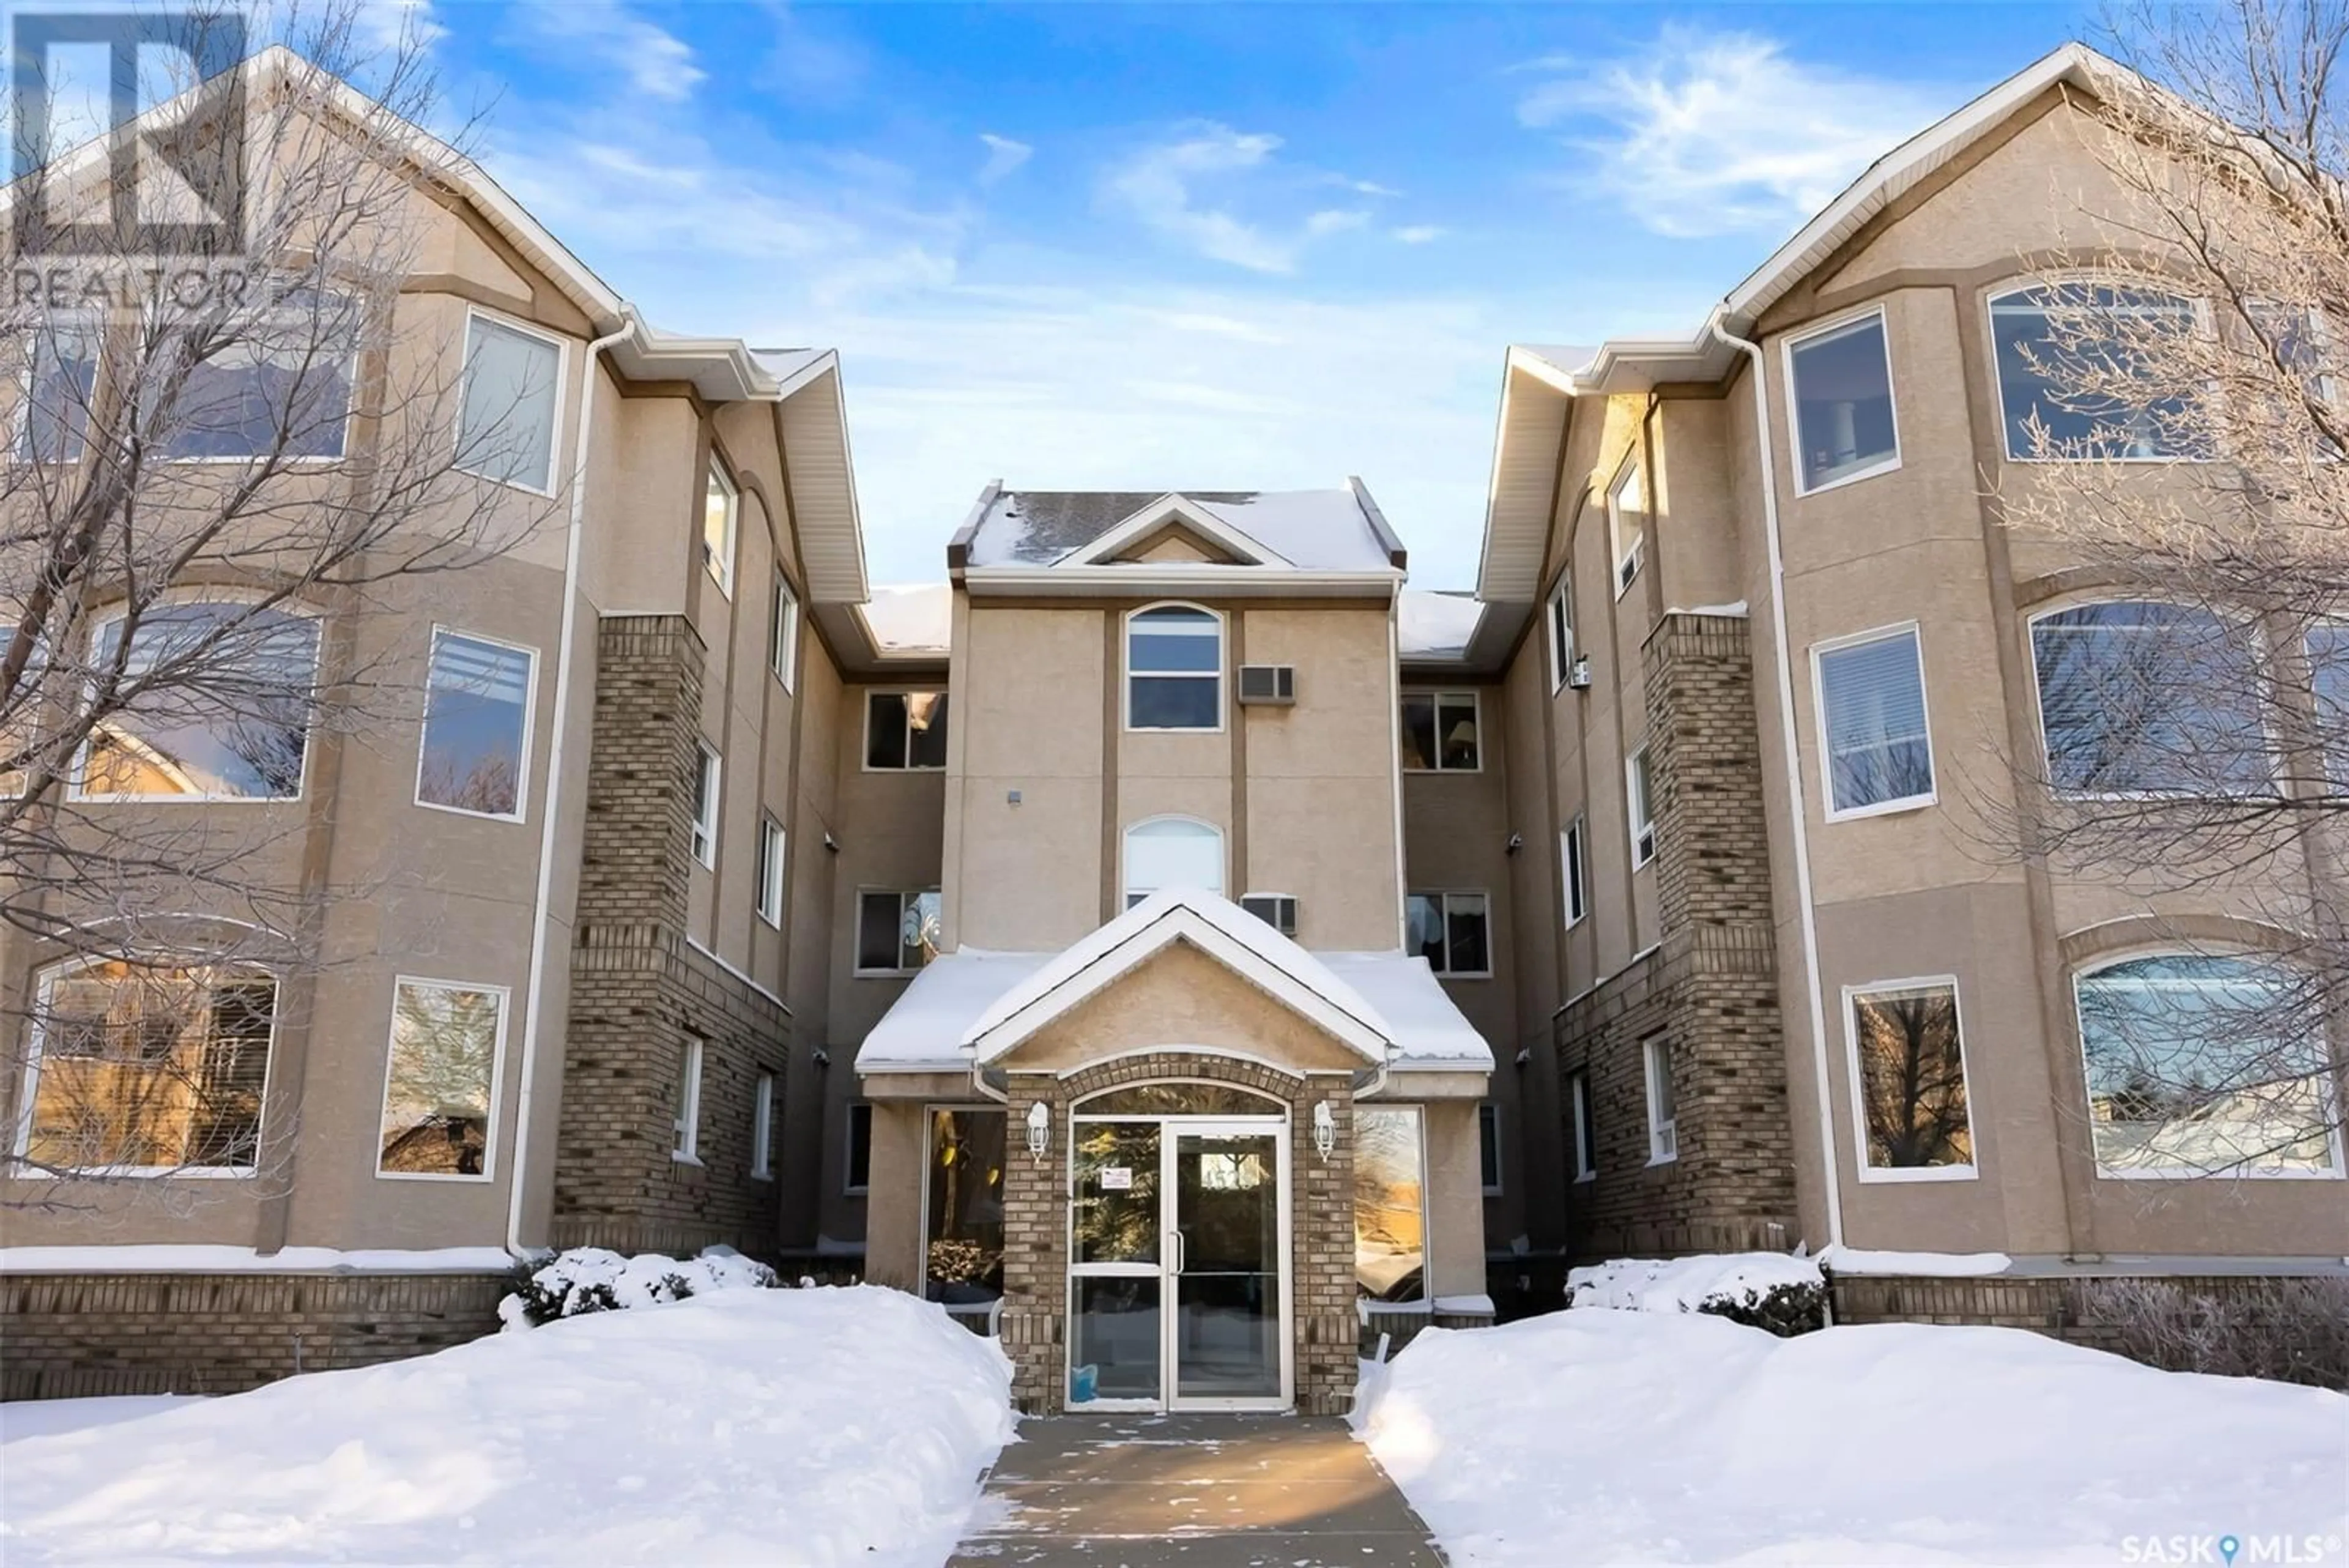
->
[499,1244,778,1328]
[1567,1251,1826,1337]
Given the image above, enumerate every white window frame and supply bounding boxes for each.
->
[1783,305,1903,496]
[2025,598,2276,802]
[844,1101,873,1194]
[1607,462,1644,599]
[1478,1101,1503,1195]
[703,458,738,598]
[771,574,800,692]
[1811,620,1937,822]
[1401,689,1481,773]
[854,888,943,976]
[2069,951,2346,1181]
[1545,575,1575,693]
[1406,890,1492,979]
[1625,746,1658,869]
[10,957,280,1179]
[412,625,539,825]
[1562,816,1588,928]
[1842,975,1979,1185]
[145,296,360,467]
[691,743,721,869]
[672,1035,704,1164]
[862,691,949,771]
[751,1072,774,1180]
[756,815,786,927]
[453,306,567,497]
[1570,1070,1596,1182]
[1986,280,2210,465]
[374,976,511,1184]
[67,592,324,806]
[1120,815,1226,908]
[1123,601,1226,734]
[1642,1035,1677,1165]
[11,311,101,464]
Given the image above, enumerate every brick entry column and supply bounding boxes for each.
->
[994,1054,1356,1416]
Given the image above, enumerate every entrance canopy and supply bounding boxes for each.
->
[855,888,1493,1079]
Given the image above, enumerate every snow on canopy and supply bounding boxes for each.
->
[964,488,1394,571]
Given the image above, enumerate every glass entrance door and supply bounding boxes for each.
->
[1066,1111,1289,1411]
[1171,1129,1283,1403]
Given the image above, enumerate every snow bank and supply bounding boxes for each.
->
[1,1396,204,1444]
[1358,1309,2349,1566]
[499,1244,775,1326]
[1,1285,1014,1567]
[1567,1251,1822,1312]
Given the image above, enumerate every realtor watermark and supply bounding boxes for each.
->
[2121,1534,2344,1565]
[8,3,249,300]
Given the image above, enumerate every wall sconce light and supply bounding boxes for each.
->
[1312,1100,1337,1162]
[1026,1100,1051,1162]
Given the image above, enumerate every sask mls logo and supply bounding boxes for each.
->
[7,6,247,256]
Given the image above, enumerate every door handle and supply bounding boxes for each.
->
[1168,1228,1185,1276]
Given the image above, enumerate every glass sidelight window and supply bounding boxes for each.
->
[1353,1105,1426,1302]
[924,1108,1006,1304]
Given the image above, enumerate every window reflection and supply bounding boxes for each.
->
[925,1109,1005,1303]
[1354,1105,1425,1302]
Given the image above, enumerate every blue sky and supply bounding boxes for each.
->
[404,2,2090,587]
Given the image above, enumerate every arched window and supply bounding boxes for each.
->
[1123,816,1223,908]
[72,599,322,801]
[2030,601,2268,795]
[1989,283,2200,460]
[1126,604,1222,731]
[2073,953,2339,1176]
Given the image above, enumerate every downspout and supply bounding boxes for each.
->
[1706,311,1846,1255]
[1387,588,1409,950]
[505,311,639,1258]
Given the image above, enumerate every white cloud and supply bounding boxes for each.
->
[978,133,1032,184]
[1518,26,1944,239]
[1392,225,1444,244]
[1305,209,1369,237]
[1102,123,1393,273]
[355,0,447,54]
[519,0,705,103]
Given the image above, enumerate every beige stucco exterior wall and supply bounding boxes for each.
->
[996,943,1373,1077]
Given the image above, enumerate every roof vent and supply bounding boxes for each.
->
[1237,664,1295,705]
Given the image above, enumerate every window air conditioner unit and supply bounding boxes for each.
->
[1236,664,1296,705]
[1567,655,1593,691]
[1241,894,1299,936]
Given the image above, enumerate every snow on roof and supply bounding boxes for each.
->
[856,890,1494,1075]
[1399,590,1485,658]
[858,583,952,653]
[964,488,1391,572]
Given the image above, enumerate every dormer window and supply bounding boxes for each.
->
[1126,604,1223,731]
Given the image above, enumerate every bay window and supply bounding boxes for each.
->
[2031,602,2268,795]
[1787,309,1899,491]
[75,600,321,801]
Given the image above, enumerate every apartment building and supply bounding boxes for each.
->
[1463,43,2348,1288]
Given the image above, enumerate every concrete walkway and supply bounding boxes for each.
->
[948,1412,1447,1567]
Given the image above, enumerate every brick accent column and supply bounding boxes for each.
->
[994,1053,1355,1415]
[1557,612,1798,1261]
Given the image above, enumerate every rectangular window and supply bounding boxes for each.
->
[704,461,738,597]
[75,601,321,802]
[2032,602,2269,795]
[751,1073,774,1180]
[1126,605,1223,730]
[1562,816,1588,927]
[1815,625,1935,817]
[1478,1102,1502,1194]
[377,979,505,1180]
[1353,1105,1425,1302]
[417,630,535,820]
[671,1035,703,1162]
[1400,691,1479,771]
[1848,981,1975,1180]
[457,313,562,492]
[845,1102,873,1193]
[15,962,274,1173]
[691,744,721,869]
[858,890,942,973]
[1609,465,1644,596]
[2309,623,2347,784]
[149,298,357,461]
[15,315,98,462]
[1406,891,1490,977]
[1546,577,1575,691]
[866,692,949,770]
[1643,1035,1677,1164]
[1626,747,1658,868]
[1788,310,1900,492]
[756,816,786,926]
[1570,1070,1595,1181]
[772,576,800,691]
[1991,284,2200,461]
[925,1107,1007,1303]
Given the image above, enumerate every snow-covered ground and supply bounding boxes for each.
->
[2,1285,1014,1567]
[1359,1308,2349,1567]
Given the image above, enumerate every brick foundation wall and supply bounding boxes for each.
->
[1829,1272,2342,1364]
[551,615,789,1258]
[1559,614,1798,1263]
[0,1271,513,1399]
[996,1052,1356,1416]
